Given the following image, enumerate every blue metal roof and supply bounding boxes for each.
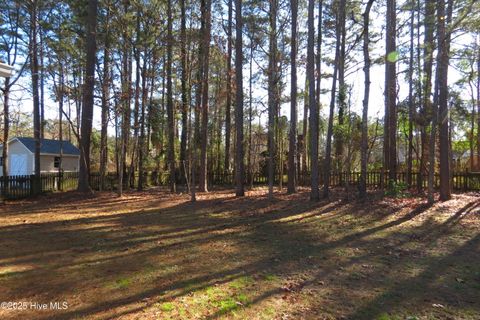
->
[15,137,80,156]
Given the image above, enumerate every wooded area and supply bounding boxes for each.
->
[1,1,480,318]
[1,0,480,203]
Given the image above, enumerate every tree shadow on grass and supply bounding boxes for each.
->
[0,189,478,319]
[344,232,480,319]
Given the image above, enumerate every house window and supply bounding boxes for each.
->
[54,156,61,168]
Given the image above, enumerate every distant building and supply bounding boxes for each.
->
[0,137,80,176]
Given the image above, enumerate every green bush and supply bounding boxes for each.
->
[385,180,409,198]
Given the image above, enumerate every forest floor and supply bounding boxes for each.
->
[0,187,479,320]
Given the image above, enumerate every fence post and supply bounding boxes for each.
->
[29,175,34,195]
[463,172,468,191]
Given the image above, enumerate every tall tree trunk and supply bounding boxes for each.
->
[287,0,298,194]
[30,0,41,194]
[323,9,340,198]
[166,0,176,193]
[308,0,319,200]
[147,50,157,156]
[470,80,475,171]
[359,0,374,199]
[138,53,148,191]
[224,0,233,176]
[1,5,23,186]
[199,0,212,192]
[191,0,210,201]
[234,0,244,197]
[118,0,132,197]
[335,0,347,177]
[2,77,12,198]
[477,39,480,169]
[407,0,414,187]
[415,0,422,178]
[302,77,309,180]
[180,0,188,186]
[2,78,10,180]
[385,0,397,188]
[40,28,45,139]
[100,3,111,191]
[427,71,438,203]
[58,67,64,191]
[248,44,254,186]
[438,0,452,200]
[78,0,98,192]
[315,0,323,113]
[128,13,142,189]
[419,0,435,192]
[267,0,278,199]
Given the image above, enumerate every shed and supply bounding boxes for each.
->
[0,137,80,176]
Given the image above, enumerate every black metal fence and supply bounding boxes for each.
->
[1,170,480,200]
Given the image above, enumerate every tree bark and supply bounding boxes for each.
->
[287,0,298,194]
[267,0,278,199]
[438,0,452,200]
[308,0,319,200]
[40,28,45,139]
[359,0,374,199]
[407,0,414,187]
[385,0,397,188]
[100,2,111,191]
[315,0,323,114]
[224,0,233,176]
[166,0,176,193]
[302,77,308,177]
[192,0,211,200]
[118,1,131,197]
[78,0,98,192]
[199,0,212,193]
[30,0,41,194]
[58,67,64,191]
[323,8,340,199]
[419,0,435,192]
[3,78,10,180]
[234,0,244,197]
[477,39,480,169]
[335,0,347,177]
[180,0,188,186]
[248,44,254,187]
[138,53,148,191]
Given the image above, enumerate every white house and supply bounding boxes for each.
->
[0,137,80,176]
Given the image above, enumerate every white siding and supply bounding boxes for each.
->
[0,140,33,176]
[39,155,79,173]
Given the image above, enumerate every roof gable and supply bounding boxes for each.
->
[14,137,80,156]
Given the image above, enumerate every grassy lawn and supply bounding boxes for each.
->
[0,188,479,319]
